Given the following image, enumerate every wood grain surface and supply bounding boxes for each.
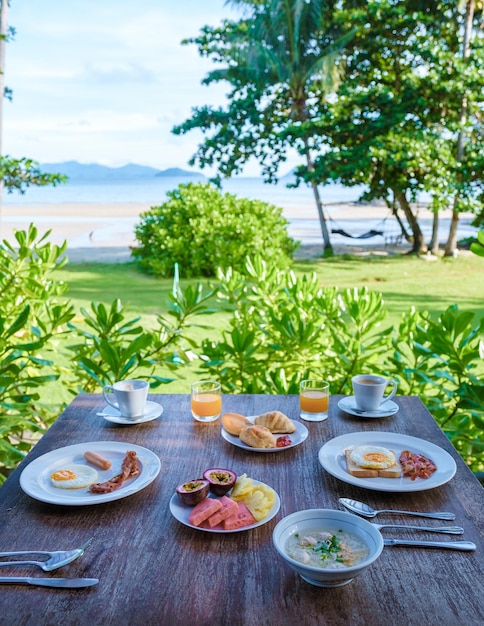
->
[0,394,482,626]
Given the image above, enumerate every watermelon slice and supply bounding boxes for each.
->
[206,496,238,528]
[188,497,222,527]
[223,502,257,530]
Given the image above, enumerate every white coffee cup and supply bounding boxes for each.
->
[103,379,149,419]
[352,375,397,412]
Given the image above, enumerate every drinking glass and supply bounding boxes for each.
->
[299,379,330,422]
[191,381,222,422]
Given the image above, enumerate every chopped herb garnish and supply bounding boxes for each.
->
[313,534,342,561]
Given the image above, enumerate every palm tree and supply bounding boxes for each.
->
[225,0,355,253]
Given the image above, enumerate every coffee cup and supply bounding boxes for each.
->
[103,379,149,419]
[352,375,397,412]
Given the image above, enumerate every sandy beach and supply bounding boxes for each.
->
[0,201,472,261]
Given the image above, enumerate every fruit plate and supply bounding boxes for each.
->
[318,432,457,493]
[221,416,308,452]
[19,441,161,505]
[169,479,281,533]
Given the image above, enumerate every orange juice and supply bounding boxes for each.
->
[299,379,330,421]
[191,393,222,418]
[300,391,329,413]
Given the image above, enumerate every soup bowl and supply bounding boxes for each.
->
[272,509,384,587]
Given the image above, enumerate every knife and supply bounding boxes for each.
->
[384,539,476,551]
[0,577,99,588]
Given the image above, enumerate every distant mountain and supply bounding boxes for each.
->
[155,167,204,179]
[39,161,205,181]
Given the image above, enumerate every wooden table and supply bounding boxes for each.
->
[0,394,482,626]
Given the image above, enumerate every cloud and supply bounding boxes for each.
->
[85,62,156,84]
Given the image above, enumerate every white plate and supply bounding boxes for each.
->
[169,479,280,533]
[20,441,161,505]
[221,416,308,452]
[338,396,399,418]
[99,401,163,424]
[318,432,456,492]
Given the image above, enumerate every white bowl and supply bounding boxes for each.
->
[272,509,384,587]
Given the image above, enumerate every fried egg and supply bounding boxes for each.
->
[50,464,98,489]
[349,445,396,469]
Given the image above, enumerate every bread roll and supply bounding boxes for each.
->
[254,410,296,434]
[222,412,251,436]
[239,425,277,449]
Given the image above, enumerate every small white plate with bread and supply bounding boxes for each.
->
[318,432,456,492]
[221,411,309,452]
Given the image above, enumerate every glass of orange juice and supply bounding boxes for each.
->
[191,381,222,422]
[299,379,329,422]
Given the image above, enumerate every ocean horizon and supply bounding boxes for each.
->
[2,176,478,247]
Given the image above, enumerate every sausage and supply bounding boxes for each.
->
[84,450,112,470]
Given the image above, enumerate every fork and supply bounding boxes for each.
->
[0,537,93,572]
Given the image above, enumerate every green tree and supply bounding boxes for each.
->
[173,0,355,254]
[304,0,483,255]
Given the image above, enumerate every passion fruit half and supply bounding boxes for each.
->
[203,468,237,496]
[176,478,210,506]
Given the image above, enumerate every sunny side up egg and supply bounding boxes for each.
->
[349,445,396,469]
[50,464,99,489]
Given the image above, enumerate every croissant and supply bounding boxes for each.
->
[239,425,277,449]
[221,412,251,436]
[254,410,296,434]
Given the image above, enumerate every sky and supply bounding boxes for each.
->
[2,0,281,176]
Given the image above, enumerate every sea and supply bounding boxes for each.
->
[2,176,478,247]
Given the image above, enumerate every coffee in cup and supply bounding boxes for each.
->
[352,375,397,412]
[103,379,149,419]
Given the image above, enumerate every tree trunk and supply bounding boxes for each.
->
[392,206,412,242]
[444,200,460,256]
[0,0,8,235]
[428,209,440,255]
[303,138,332,253]
[444,0,475,257]
[395,190,427,254]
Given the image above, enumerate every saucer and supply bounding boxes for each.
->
[98,401,163,424]
[338,396,399,418]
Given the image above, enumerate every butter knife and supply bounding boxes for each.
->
[384,539,476,551]
[0,577,99,588]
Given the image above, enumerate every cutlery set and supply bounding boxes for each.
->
[0,537,97,589]
[339,498,476,551]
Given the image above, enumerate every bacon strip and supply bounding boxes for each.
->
[89,450,141,494]
[399,449,437,480]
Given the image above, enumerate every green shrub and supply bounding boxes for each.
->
[132,183,298,277]
[195,257,483,473]
[0,225,75,482]
[65,283,216,393]
[470,229,484,257]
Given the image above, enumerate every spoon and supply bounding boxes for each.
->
[339,498,456,521]
[350,407,393,415]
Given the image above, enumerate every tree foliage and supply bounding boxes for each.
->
[173,0,356,251]
[0,156,67,193]
[174,0,483,255]
[295,0,484,253]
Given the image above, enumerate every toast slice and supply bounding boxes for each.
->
[345,450,401,478]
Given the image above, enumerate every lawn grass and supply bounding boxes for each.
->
[51,252,483,397]
[57,253,484,329]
